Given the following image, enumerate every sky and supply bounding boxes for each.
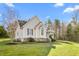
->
[0,3,79,25]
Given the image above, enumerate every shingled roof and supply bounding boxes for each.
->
[18,20,27,27]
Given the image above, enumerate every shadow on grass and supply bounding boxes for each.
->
[61,41,73,45]
[68,40,79,44]
[0,40,10,45]
[6,42,18,45]
[53,41,62,45]
[55,40,73,45]
[51,45,56,49]
[50,45,56,50]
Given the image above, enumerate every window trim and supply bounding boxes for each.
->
[27,28,29,35]
[41,27,44,35]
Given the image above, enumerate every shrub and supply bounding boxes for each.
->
[28,38,35,42]
[49,35,56,42]
[13,39,21,42]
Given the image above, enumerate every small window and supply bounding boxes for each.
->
[17,32,19,36]
[30,29,33,36]
[31,29,33,35]
[41,28,44,35]
[27,28,29,35]
[27,28,33,36]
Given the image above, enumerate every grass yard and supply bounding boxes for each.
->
[0,38,50,56]
[48,40,79,56]
[0,38,79,56]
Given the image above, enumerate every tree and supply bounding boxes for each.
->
[45,18,56,47]
[61,21,66,40]
[73,9,79,23]
[54,19,60,39]
[0,25,8,38]
[66,23,72,41]
[46,19,53,47]
[73,23,79,42]
[2,6,19,41]
[47,19,52,30]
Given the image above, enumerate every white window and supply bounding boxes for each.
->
[17,32,19,36]
[31,29,33,35]
[41,28,44,35]
[27,28,33,36]
[27,28,29,35]
[30,29,33,36]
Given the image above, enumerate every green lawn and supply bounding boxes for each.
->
[48,40,79,56]
[0,38,79,56]
[0,38,50,56]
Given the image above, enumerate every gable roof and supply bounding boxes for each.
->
[17,16,43,29]
[27,16,41,23]
[18,20,27,27]
[31,16,44,29]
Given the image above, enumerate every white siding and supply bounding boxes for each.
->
[15,16,49,41]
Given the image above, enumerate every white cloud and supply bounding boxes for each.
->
[5,3,14,7]
[46,16,50,19]
[74,5,79,11]
[63,5,79,13]
[63,7,74,13]
[54,3,64,7]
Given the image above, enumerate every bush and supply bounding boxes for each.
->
[28,38,35,42]
[49,35,56,42]
[13,39,21,42]
[51,39,56,42]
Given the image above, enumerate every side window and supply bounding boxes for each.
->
[27,28,29,35]
[30,29,33,36]
[27,28,33,36]
[17,32,19,36]
[41,28,44,35]
[31,29,33,35]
